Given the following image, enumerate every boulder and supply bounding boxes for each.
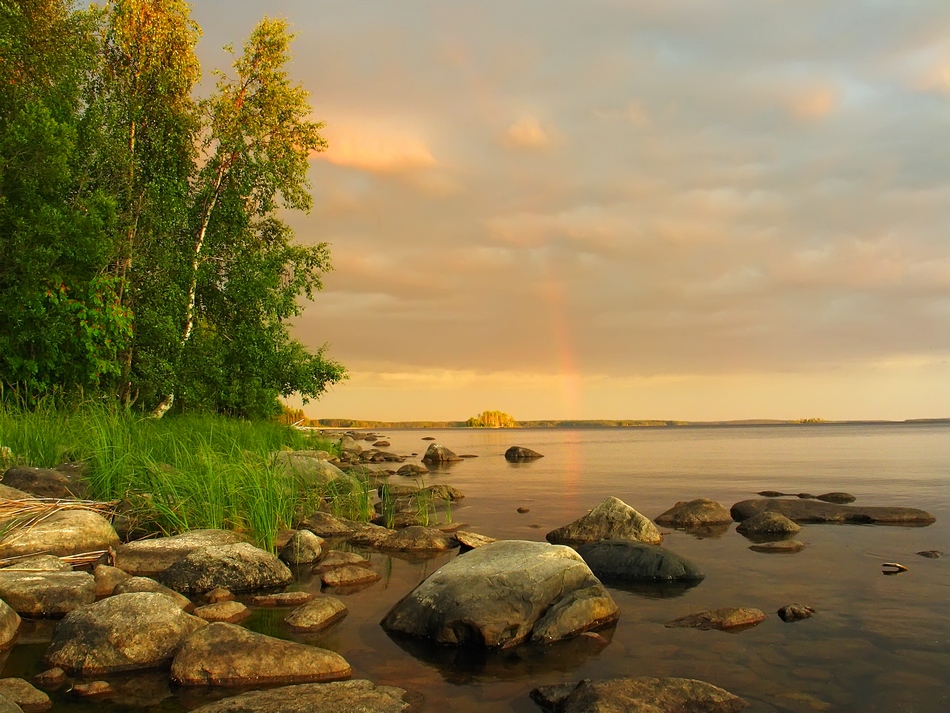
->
[0,510,118,560]
[158,542,292,595]
[381,540,619,648]
[45,592,206,675]
[0,571,95,617]
[112,576,193,611]
[345,522,394,549]
[193,601,250,624]
[92,564,130,598]
[420,444,462,464]
[730,498,935,525]
[379,526,456,554]
[0,467,76,499]
[504,446,544,461]
[299,512,360,538]
[735,511,801,538]
[339,436,362,454]
[665,607,767,631]
[575,540,705,583]
[749,540,804,554]
[274,451,346,484]
[777,604,815,622]
[0,600,20,650]
[396,464,428,477]
[279,530,324,565]
[530,676,747,713]
[322,566,381,589]
[547,497,662,546]
[188,680,416,713]
[285,597,348,632]
[170,622,351,686]
[455,531,497,551]
[654,499,733,529]
[0,555,70,572]
[113,530,245,576]
[0,678,50,712]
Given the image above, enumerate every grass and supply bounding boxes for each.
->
[0,400,339,551]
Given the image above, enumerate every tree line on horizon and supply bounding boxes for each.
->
[0,0,344,418]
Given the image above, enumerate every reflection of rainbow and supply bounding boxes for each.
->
[543,276,580,419]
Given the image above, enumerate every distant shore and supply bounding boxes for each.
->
[307,417,950,429]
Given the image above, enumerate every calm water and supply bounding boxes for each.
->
[4,424,949,712]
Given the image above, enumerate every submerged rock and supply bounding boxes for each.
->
[731,498,935,525]
[815,492,856,504]
[530,676,747,713]
[504,446,544,461]
[113,530,245,577]
[158,542,292,595]
[547,497,662,546]
[665,607,767,631]
[188,680,416,713]
[45,592,206,675]
[381,540,618,648]
[575,540,705,583]
[170,622,351,686]
[749,540,805,554]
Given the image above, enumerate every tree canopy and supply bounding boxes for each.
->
[0,0,344,418]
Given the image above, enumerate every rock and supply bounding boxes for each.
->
[69,681,112,697]
[30,669,65,691]
[373,441,391,447]
[421,436,436,440]
[193,601,250,624]
[92,564,130,598]
[815,492,856,504]
[322,565,381,589]
[45,592,207,675]
[0,571,95,617]
[756,490,786,497]
[0,695,20,713]
[735,511,801,538]
[504,446,543,461]
[917,550,942,558]
[0,555,71,572]
[204,587,233,604]
[381,540,618,648]
[421,484,465,501]
[397,464,428,476]
[279,530,324,565]
[0,678,50,712]
[188,680,416,713]
[421,444,462,464]
[345,522,393,549]
[113,576,193,611]
[0,484,33,501]
[0,467,76,499]
[158,542,292,595]
[546,497,662,546]
[285,597,348,632]
[730,498,936,525]
[455,531,497,551]
[299,511,360,538]
[749,540,805,554]
[247,591,313,607]
[0,600,20,650]
[777,604,815,622]
[339,436,362,454]
[113,530,246,576]
[654,498,733,529]
[312,551,371,574]
[170,622,351,686]
[575,540,705,583]
[530,676,747,713]
[275,451,346,484]
[380,526,455,554]
[0,510,118,560]
[517,506,530,513]
[665,607,767,631]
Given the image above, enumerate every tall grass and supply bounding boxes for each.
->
[0,400,338,550]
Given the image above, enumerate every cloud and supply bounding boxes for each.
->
[788,84,839,120]
[316,122,437,172]
[502,115,560,150]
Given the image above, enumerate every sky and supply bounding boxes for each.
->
[189,0,950,422]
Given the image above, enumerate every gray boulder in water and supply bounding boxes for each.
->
[158,542,292,595]
[654,498,733,529]
[575,540,705,583]
[381,540,618,648]
[547,497,662,545]
[421,443,462,464]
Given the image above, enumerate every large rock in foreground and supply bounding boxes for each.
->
[45,592,207,675]
[547,497,662,545]
[531,676,747,713]
[189,680,416,713]
[575,540,705,583]
[381,540,618,648]
[158,542,292,595]
[171,622,351,686]
[113,530,246,576]
[0,509,118,560]
[730,498,935,525]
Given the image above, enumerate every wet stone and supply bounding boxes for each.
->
[530,676,748,713]
[312,551,371,574]
[777,604,816,622]
[665,607,767,631]
[193,601,250,624]
[69,681,113,697]
[322,565,381,589]
[30,670,65,692]
[188,680,416,713]
[247,591,313,607]
[749,540,805,554]
[916,550,942,558]
[285,597,348,632]
[0,678,50,712]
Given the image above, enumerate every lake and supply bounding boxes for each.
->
[3,423,948,711]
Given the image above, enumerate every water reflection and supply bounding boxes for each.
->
[600,579,703,599]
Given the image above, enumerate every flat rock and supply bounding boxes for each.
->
[0,510,118,560]
[735,511,801,538]
[777,604,815,622]
[312,551,371,574]
[346,522,394,549]
[158,542,292,595]
[322,565,381,589]
[188,680,416,713]
[45,592,207,675]
[505,446,544,461]
[815,492,856,504]
[381,540,618,648]
[654,498,733,529]
[285,598,348,632]
[666,607,767,631]
[113,530,246,576]
[113,576,193,611]
[170,622,351,686]
[575,540,705,582]
[1,467,76,499]
[547,497,662,546]
[279,530,324,565]
[299,512,359,538]
[0,678,50,712]
[380,526,456,553]
[68,681,112,697]
[247,591,313,607]
[421,443,462,464]
[530,676,747,713]
[0,600,20,650]
[749,540,805,554]
[0,555,71,572]
[730,498,935,525]
[0,571,95,617]
[193,601,250,624]
[455,531,497,551]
